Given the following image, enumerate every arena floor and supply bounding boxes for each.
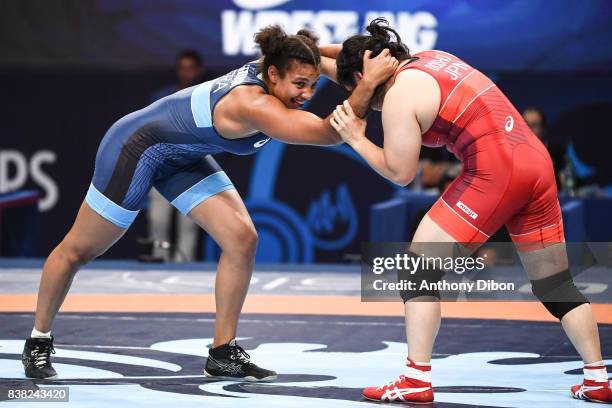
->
[1,260,611,407]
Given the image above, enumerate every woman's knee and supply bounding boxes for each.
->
[219,218,258,258]
[56,239,101,267]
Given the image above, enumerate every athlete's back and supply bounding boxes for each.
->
[397,50,542,159]
[159,61,271,156]
[391,50,563,248]
[91,61,271,218]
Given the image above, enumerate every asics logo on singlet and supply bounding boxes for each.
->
[254,138,270,148]
[505,115,514,132]
[456,201,478,219]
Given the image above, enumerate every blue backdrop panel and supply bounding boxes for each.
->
[1,0,611,72]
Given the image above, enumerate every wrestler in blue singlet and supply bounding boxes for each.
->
[87,61,271,228]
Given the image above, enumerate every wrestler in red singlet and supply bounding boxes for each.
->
[329,20,610,403]
[400,50,564,250]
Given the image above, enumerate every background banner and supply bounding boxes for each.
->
[1,0,612,72]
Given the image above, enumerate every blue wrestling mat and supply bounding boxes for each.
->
[1,311,611,407]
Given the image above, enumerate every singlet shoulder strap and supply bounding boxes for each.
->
[393,56,421,80]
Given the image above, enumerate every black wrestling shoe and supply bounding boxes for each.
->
[22,336,57,379]
[204,339,277,382]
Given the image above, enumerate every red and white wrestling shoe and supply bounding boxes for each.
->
[571,379,612,404]
[362,360,434,403]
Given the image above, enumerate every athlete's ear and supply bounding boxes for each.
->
[268,65,281,84]
[352,71,363,84]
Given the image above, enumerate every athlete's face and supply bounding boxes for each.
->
[268,60,320,109]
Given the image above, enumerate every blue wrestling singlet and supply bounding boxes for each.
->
[87,61,272,228]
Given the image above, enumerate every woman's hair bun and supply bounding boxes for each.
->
[366,17,393,42]
[254,25,287,55]
[296,28,319,45]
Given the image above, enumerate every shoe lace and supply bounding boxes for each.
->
[378,375,407,390]
[229,344,251,365]
[31,342,55,368]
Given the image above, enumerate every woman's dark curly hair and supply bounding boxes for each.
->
[337,18,411,89]
[254,25,320,79]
